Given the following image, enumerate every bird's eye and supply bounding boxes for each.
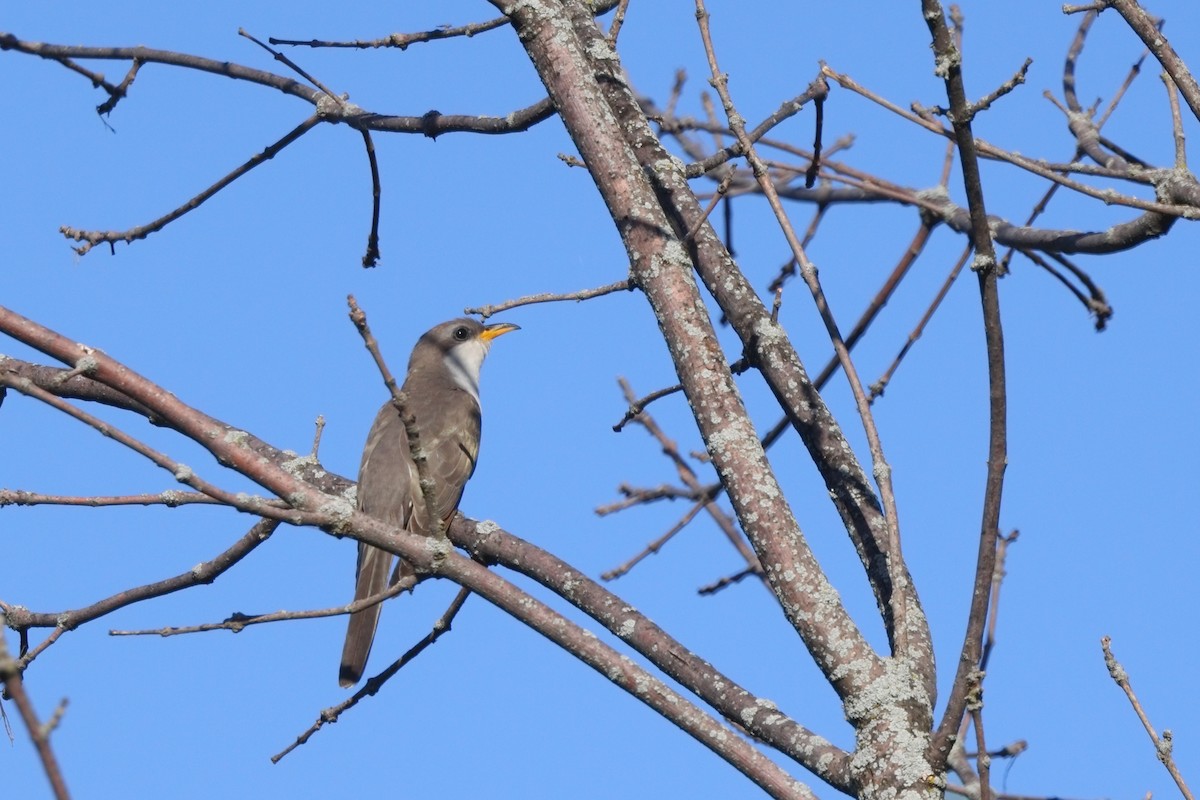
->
[453,326,469,340]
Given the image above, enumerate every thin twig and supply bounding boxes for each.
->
[96,59,140,117]
[6,520,278,668]
[0,372,299,519]
[267,3,621,51]
[465,279,635,319]
[872,244,971,401]
[1101,0,1200,124]
[1102,636,1195,800]
[109,576,412,638]
[272,587,472,762]
[346,296,443,539]
[967,670,991,800]
[804,92,823,187]
[1162,72,1188,169]
[359,129,383,266]
[238,28,340,99]
[594,483,701,514]
[1017,249,1112,330]
[0,625,71,800]
[270,17,511,50]
[697,565,760,596]
[608,378,761,583]
[0,490,223,508]
[612,384,685,432]
[601,501,706,581]
[820,64,1199,220]
[979,530,1019,672]
[310,415,326,458]
[607,0,631,43]
[60,115,322,255]
[685,172,735,241]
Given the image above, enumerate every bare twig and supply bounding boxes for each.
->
[238,28,340,99]
[96,59,140,117]
[0,371,300,520]
[679,75,830,179]
[600,500,706,580]
[1162,73,1188,169]
[605,378,761,584]
[1100,0,1200,124]
[0,625,70,800]
[270,17,511,50]
[60,114,322,255]
[607,0,632,43]
[979,530,1019,672]
[612,383,685,432]
[5,520,278,668]
[871,244,972,401]
[359,130,383,266]
[310,415,326,458]
[0,490,223,508]
[685,172,735,241]
[697,565,760,595]
[266,3,621,51]
[466,279,635,319]
[966,670,991,800]
[1017,249,1112,330]
[109,576,412,638]
[820,64,1199,220]
[924,58,1033,121]
[272,587,472,761]
[1102,636,1196,800]
[346,296,443,539]
[594,483,701,514]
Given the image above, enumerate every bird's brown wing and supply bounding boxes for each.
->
[423,394,482,528]
[338,403,418,688]
[338,392,481,687]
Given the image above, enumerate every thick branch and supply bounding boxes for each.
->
[1,303,812,798]
[921,0,1009,769]
[0,33,557,136]
[490,1,887,725]
[452,516,852,791]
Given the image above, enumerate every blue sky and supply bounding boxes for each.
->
[3,2,1199,798]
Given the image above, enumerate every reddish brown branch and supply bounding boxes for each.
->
[452,515,851,792]
[4,520,278,667]
[0,626,71,800]
[3,302,817,796]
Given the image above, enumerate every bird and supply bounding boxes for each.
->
[339,317,519,688]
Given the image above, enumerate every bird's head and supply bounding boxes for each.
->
[408,318,520,402]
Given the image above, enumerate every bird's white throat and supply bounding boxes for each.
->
[443,339,489,404]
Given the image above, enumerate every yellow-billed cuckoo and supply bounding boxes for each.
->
[339,317,519,687]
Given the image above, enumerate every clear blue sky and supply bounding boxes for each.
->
[3,2,1198,798]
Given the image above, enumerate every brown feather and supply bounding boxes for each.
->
[338,319,504,687]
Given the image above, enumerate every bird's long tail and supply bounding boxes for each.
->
[338,543,399,688]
